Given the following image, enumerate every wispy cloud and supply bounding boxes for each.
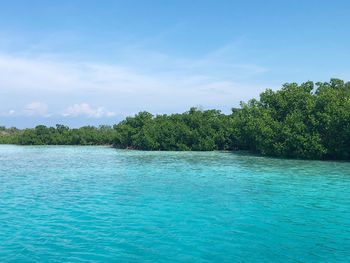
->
[24,102,49,116]
[0,42,270,124]
[0,50,267,92]
[62,103,115,118]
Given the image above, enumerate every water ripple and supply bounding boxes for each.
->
[0,145,349,262]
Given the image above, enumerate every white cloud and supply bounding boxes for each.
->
[0,45,270,120]
[24,102,48,116]
[62,103,116,118]
[0,45,267,94]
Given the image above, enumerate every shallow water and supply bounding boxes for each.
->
[0,145,349,262]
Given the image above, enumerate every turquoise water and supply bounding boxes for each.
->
[0,145,349,262]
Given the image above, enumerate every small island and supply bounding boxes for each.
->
[1,79,349,160]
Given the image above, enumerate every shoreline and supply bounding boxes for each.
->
[0,144,349,163]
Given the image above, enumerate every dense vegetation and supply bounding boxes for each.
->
[236,79,350,160]
[1,79,350,160]
[0,125,116,145]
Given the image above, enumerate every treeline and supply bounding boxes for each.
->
[236,79,350,160]
[1,79,350,160]
[0,125,116,145]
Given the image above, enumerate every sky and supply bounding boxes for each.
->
[0,0,349,128]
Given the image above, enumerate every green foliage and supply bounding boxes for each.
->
[1,79,350,160]
[0,127,20,144]
[0,108,235,151]
[1,125,116,146]
[113,108,235,151]
[235,79,350,159]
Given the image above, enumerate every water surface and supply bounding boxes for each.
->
[0,145,349,262]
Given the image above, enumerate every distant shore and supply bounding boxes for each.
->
[1,79,350,160]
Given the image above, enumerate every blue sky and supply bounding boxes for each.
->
[0,0,349,127]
